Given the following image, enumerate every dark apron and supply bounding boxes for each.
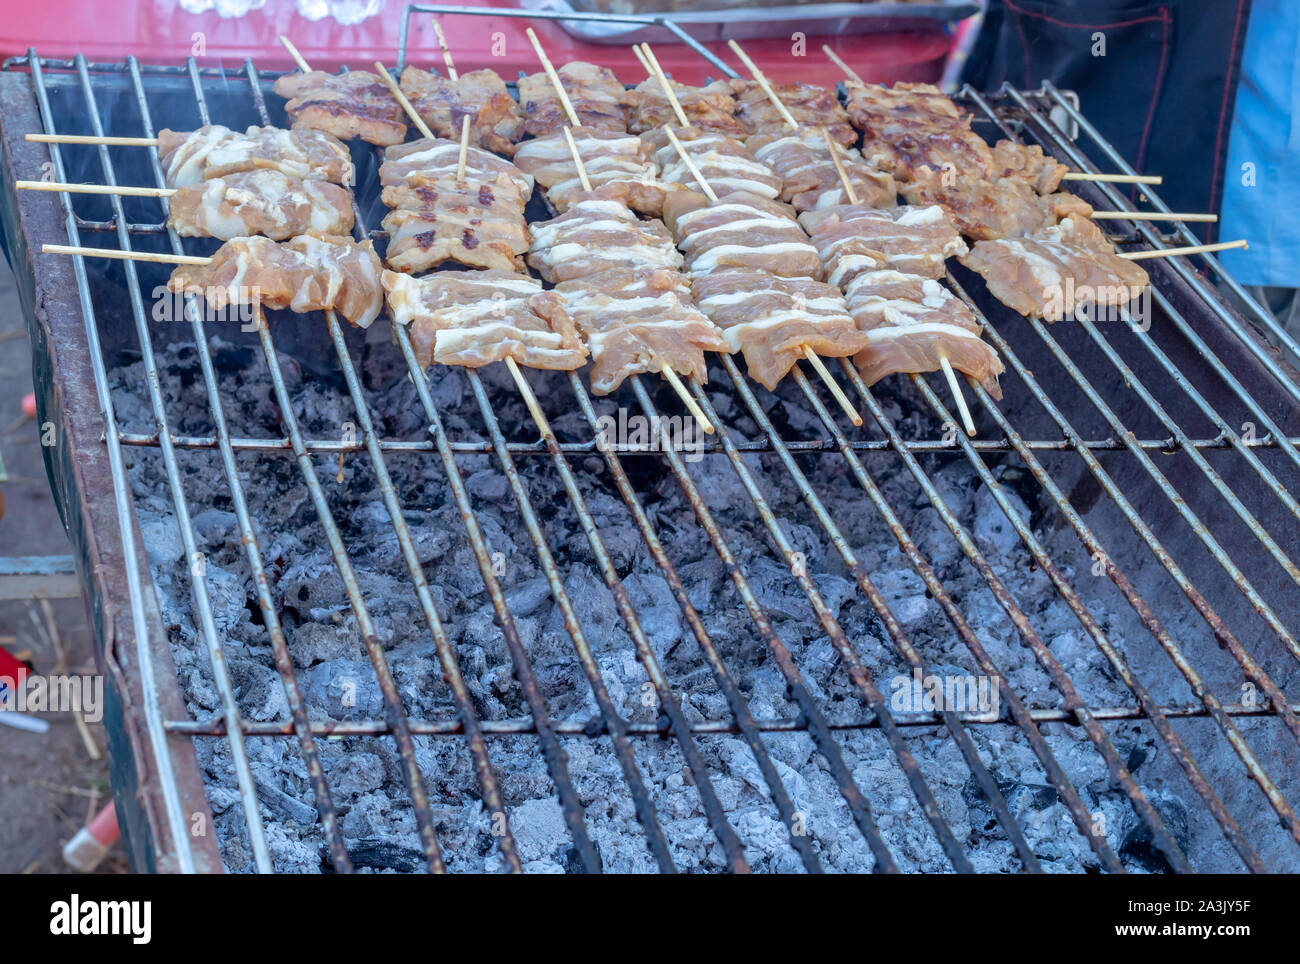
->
[962,0,1253,241]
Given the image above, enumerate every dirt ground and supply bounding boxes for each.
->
[0,257,126,874]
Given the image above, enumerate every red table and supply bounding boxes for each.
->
[0,0,951,86]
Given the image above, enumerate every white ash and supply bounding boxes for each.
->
[105,333,1298,874]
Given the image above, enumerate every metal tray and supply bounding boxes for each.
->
[517,0,978,44]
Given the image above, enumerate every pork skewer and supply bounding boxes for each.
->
[523,28,720,433]
[43,235,385,328]
[821,45,1163,187]
[636,47,863,427]
[729,40,978,433]
[19,170,355,240]
[275,36,407,146]
[370,61,582,411]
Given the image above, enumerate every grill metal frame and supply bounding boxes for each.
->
[1,4,1299,874]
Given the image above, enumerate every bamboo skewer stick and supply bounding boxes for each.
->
[1090,210,1218,222]
[505,356,553,438]
[822,127,859,206]
[278,35,312,74]
[630,42,652,76]
[1062,172,1163,185]
[43,243,209,266]
[661,122,862,428]
[639,44,690,129]
[727,39,800,133]
[373,61,435,140]
[525,27,582,129]
[527,32,713,434]
[1120,239,1247,261]
[431,20,458,81]
[663,127,717,202]
[821,45,864,85]
[17,180,174,197]
[25,133,158,146]
[562,128,593,193]
[456,115,471,181]
[819,46,1164,187]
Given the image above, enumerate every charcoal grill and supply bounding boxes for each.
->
[2,4,1300,874]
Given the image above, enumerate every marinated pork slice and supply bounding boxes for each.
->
[556,267,731,394]
[625,78,745,136]
[273,70,407,146]
[382,269,587,370]
[644,127,783,200]
[518,62,628,136]
[514,127,674,216]
[167,233,383,328]
[844,82,994,183]
[958,217,1149,321]
[379,137,534,199]
[900,167,1093,241]
[157,125,354,187]
[527,194,684,283]
[800,203,968,283]
[991,140,1069,195]
[728,80,856,146]
[843,269,1003,398]
[167,170,354,240]
[691,268,867,390]
[381,173,530,274]
[663,189,823,279]
[398,65,525,156]
[747,129,897,211]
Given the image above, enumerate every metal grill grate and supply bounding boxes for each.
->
[6,4,1300,874]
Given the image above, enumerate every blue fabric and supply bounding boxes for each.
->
[1219,0,1300,284]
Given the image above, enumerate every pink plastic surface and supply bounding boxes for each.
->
[0,0,948,85]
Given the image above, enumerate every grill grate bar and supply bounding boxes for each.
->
[626,376,900,872]
[782,370,1042,870]
[115,430,1300,455]
[185,56,465,874]
[463,367,743,872]
[391,324,603,873]
[242,58,531,872]
[691,358,976,871]
[568,372,824,872]
[123,53,353,875]
[943,273,1300,854]
[821,363,1134,871]
[25,49,199,874]
[162,698,1300,735]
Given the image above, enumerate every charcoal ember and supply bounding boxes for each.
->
[112,325,1249,875]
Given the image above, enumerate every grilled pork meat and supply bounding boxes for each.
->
[398,66,525,156]
[748,129,897,212]
[958,217,1149,321]
[157,125,353,187]
[518,62,628,136]
[556,267,730,394]
[383,269,587,370]
[800,203,968,283]
[167,233,383,328]
[528,193,684,283]
[167,170,354,240]
[691,268,867,390]
[273,70,407,146]
[663,189,823,279]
